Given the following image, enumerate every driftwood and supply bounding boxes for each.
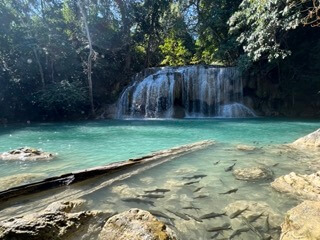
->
[0,140,214,202]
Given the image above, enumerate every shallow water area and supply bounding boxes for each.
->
[1,136,320,239]
[0,118,319,239]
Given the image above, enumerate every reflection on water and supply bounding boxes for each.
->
[1,142,318,239]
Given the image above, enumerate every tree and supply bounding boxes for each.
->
[35,80,88,118]
[229,0,319,62]
[159,37,192,66]
[186,0,242,65]
[133,0,172,67]
[77,0,96,116]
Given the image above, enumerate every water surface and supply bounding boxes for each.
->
[0,118,318,184]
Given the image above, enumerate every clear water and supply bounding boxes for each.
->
[1,138,319,239]
[0,118,318,184]
[0,118,319,239]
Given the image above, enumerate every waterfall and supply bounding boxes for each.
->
[117,65,256,118]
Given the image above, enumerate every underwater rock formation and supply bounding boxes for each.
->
[0,200,112,240]
[0,147,54,161]
[236,144,257,151]
[98,208,177,240]
[280,201,320,240]
[233,167,273,181]
[271,171,320,200]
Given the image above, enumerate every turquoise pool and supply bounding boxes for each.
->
[0,118,318,182]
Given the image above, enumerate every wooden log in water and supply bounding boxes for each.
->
[0,140,214,202]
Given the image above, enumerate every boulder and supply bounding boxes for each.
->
[271,171,320,200]
[98,208,177,240]
[0,173,46,191]
[280,200,320,240]
[0,147,55,161]
[290,129,320,149]
[0,200,113,240]
[233,167,273,181]
[236,145,257,151]
[225,200,282,239]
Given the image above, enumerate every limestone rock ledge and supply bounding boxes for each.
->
[280,201,320,240]
[98,208,177,240]
[0,200,112,240]
[0,203,177,240]
[271,171,320,201]
[290,129,320,149]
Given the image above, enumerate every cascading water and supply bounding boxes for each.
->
[117,65,256,118]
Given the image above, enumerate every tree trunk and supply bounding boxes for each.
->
[77,0,95,117]
[51,58,55,82]
[145,35,152,68]
[114,0,132,73]
[33,48,45,89]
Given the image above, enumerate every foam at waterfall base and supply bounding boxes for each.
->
[220,103,256,118]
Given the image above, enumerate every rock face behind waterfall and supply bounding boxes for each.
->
[117,65,255,118]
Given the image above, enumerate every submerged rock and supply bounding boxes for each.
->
[281,200,320,240]
[271,171,320,200]
[233,167,273,181]
[111,184,142,198]
[98,208,177,240]
[0,173,46,191]
[0,147,54,161]
[225,201,282,239]
[236,144,257,151]
[0,200,112,240]
[290,128,320,149]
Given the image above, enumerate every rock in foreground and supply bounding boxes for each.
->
[98,208,177,240]
[0,147,55,161]
[281,200,320,240]
[271,171,320,200]
[233,166,273,181]
[290,128,320,149]
[0,200,112,240]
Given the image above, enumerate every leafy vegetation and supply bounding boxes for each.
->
[0,0,319,121]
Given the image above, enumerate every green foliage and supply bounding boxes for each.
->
[0,0,319,121]
[35,80,88,115]
[192,0,242,65]
[229,0,309,62]
[159,37,192,66]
